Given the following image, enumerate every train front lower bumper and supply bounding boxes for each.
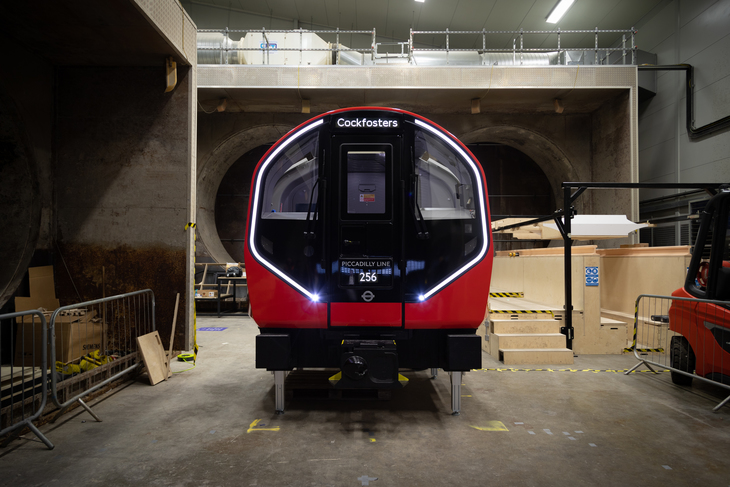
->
[256,328,482,389]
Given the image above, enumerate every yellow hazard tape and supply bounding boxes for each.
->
[623,347,665,353]
[489,310,555,317]
[489,292,524,298]
[621,312,664,353]
[475,368,669,373]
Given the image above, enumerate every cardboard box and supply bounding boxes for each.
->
[14,266,60,313]
[14,310,103,367]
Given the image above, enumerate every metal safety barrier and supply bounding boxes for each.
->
[197,27,637,66]
[409,27,636,66]
[625,294,730,412]
[49,290,155,422]
[0,310,53,449]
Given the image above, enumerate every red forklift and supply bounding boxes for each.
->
[669,186,730,386]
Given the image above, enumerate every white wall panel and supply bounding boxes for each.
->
[639,138,677,180]
[679,1,730,61]
[640,70,683,118]
[638,103,679,150]
[639,172,678,201]
[637,0,730,195]
[691,75,730,127]
[679,123,730,169]
[679,0,721,26]
[679,157,730,182]
[635,1,677,52]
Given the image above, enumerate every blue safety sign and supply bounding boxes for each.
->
[585,266,599,286]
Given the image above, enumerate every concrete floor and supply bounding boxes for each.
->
[2,315,730,486]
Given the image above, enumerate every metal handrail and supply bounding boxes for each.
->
[409,27,637,66]
[0,310,53,449]
[197,26,638,66]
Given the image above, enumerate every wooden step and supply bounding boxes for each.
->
[600,316,626,327]
[491,319,561,335]
[494,333,567,349]
[499,348,574,365]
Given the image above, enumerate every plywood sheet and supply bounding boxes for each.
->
[601,255,691,314]
[137,331,169,386]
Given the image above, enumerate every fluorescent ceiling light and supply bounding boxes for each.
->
[546,0,575,23]
[415,0,424,3]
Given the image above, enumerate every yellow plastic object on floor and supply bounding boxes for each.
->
[55,350,113,375]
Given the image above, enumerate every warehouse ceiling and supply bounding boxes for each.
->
[182,0,664,49]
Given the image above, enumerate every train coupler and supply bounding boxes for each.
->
[329,339,408,389]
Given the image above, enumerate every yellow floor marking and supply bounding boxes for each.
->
[247,419,280,433]
[369,438,376,443]
[461,395,472,397]
[470,421,509,432]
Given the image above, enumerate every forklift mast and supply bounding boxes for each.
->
[684,186,730,303]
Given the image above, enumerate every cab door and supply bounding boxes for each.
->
[328,136,403,327]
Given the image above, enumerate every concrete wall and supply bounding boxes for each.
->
[636,0,730,201]
[54,66,194,350]
[195,110,596,263]
[196,94,636,262]
[0,36,55,309]
[1,0,198,352]
[0,64,194,352]
[196,112,313,263]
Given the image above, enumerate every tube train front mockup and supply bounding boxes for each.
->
[245,107,493,407]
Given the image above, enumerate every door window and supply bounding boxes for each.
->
[346,151,386,215]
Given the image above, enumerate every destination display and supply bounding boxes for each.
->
[336,118,399,128]
[339,259,393,287]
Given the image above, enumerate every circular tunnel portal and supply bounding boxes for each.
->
[197,122,576,264]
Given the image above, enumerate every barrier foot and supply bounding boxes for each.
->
[51,405,70,423]
[625,360,647,375]
[78,398,102,422]
[26,422,54,450]
[712,393,730,412]
[431,368,438,379]
[0,422,54,450]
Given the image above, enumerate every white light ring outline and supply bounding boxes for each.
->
[249,119,324,300]
[249,116,488,302]
[414,119,489,300]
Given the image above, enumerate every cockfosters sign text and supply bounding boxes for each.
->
[336,118,398,128]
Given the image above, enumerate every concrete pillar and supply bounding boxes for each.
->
[54,65,194,349]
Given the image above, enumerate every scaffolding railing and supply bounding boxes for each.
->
[196,27,637,66]
[197,27,376,65]
[409,27,637,66]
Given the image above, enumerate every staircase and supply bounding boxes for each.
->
[487,296,574,365]
[489,317,574,365]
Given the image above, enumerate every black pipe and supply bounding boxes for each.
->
[638,64,730,139]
